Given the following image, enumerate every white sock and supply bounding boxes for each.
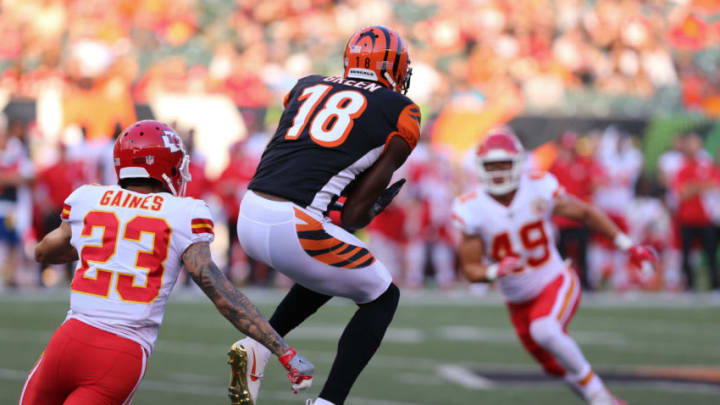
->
[313,398,335,405]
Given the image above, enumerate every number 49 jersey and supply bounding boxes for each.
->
[249,75,421,216]
[452,173,566,303]
[61,184,215,353]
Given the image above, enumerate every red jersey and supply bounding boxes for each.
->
[549,156,600,229]
[672,159,717,225]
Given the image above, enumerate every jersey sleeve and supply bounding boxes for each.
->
[530,172,564,212]
[188,200,215,245]
[61,185,91,223]
[451,193,480,235]
[387,103,421,151]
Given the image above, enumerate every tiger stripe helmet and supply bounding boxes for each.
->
[343,26,412,94]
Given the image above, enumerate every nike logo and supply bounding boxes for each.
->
[250,348,259,381]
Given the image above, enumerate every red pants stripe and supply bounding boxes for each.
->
[19,319,147,405]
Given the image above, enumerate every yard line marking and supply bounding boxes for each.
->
[438,365,495,389]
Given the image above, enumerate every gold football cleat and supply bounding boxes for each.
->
[227,343,254,405]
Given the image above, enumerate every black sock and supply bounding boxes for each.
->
[319,283,400,405]
[269,283,332,337]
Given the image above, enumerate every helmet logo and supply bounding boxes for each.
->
[349,45,362,53]
[162,130,182,153]
[355,30,378,47]
[146,156,154,165]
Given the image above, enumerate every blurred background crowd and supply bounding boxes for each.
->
[0,0,719,293]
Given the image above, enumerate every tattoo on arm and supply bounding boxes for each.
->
[182,242,288,356]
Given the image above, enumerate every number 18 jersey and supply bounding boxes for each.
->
[249,75,421,216]
[452,173,566,303]
[61,184,215,353]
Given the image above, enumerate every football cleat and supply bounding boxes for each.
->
[227,343,253,405]
[228,338,271,404]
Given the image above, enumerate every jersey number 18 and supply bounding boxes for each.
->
[285,84,368,147]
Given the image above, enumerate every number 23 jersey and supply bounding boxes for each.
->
[452,173,566,303]
[249,75,421,216]
[61,184,215,353]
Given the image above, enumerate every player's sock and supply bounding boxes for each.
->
[319,283,400,405]
[529,317,606,400]
[312,398,335,405]
[269,283,332,336]
[566,370,607,401]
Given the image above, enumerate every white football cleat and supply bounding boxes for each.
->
[228,337,271,404]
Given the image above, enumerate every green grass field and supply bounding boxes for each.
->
[2,289,719,405]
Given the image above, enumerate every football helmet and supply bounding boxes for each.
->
[476,128,525,195]
[343,26,412,94]
[113,120,191,196]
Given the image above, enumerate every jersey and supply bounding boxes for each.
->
[452,173,566,303]
[248,74,421,216]
[61,184,215,353]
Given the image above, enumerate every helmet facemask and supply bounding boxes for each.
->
[477,155,524,195]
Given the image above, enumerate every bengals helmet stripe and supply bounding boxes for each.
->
[376,25,391,81]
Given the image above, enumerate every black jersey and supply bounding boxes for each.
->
[249,75,421,215]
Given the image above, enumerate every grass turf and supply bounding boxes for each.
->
[1,289,719,405]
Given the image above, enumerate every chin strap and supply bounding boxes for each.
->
[383,72,398,92]
[162,173,178,196]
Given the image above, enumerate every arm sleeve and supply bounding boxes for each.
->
[386,103,421,151]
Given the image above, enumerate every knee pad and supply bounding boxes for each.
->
[529,317,563,347]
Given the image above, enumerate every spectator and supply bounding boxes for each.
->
[549,131,600,290]
[34,142,86,282]
[0,118,34,288]
[672,132,719,291]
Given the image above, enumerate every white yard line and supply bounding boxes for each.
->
[437,365,495,390]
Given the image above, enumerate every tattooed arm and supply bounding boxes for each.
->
[182,242,289,356]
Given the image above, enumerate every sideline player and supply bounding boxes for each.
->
[231,26,420,405]
[452,129,656,405]
[19,121,313,405]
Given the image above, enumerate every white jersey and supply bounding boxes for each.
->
[452,173,566,303]
[61,184,215,353]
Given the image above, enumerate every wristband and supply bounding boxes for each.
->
[614,233,633,251]
[485,264,499,281]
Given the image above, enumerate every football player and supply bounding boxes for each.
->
[452,129,656,405]
[19,121,313,405]
[230,26,420,405]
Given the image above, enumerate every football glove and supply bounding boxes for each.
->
[278,347,314,394]
[486,256,522,281]
[369,178,406,217]
[628,245,658,282]
[329,179,406,215]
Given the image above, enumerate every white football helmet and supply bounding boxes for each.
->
[475,128,525,195]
